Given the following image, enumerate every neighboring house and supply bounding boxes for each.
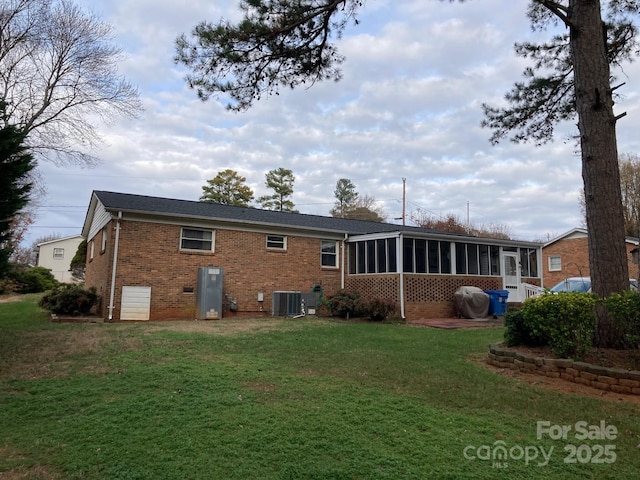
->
[36,235,84,283]
[81,191,543,322]
[542,228,639,287]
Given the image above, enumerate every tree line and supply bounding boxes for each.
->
[199,169,386,222]
[200,168,518,236]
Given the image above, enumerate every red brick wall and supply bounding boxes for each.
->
[543,237,637,288]
[84,223,114,318]
[85,219,342,321]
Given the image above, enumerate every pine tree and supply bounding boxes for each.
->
[201,169,254,206]
[257,168,298,212]
[0,106,35,278]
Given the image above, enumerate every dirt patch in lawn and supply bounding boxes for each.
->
[0,444,61,479]
[0,327,110,380]
[0,295,23,304]
[140,317,327,335]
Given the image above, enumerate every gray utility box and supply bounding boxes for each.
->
[196,266,223,320]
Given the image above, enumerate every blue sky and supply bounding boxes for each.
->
[27,0,640,245]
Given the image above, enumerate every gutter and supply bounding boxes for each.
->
[108,211,122,321]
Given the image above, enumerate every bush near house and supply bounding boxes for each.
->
[604,290,640,349]
[0,277,20,294]
[504,292,598,359]
[39,284,98,316]
[502,291,640,360]
[503,306,547,348]
[8,266,59,294]
[324,289,363,319]
[324,289,399,322]
[361,297,399,322]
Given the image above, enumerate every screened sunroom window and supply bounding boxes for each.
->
[348,238,398,274]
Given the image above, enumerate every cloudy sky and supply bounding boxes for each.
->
[27,0,640,246]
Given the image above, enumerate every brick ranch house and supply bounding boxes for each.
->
[542,228,639,288]
[82,191,543,321]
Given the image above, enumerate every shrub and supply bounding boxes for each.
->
[503,306,547,347]
[361,298,398,322]
[13,266,58,293]
[0,277,20,295]
[39,284,98,316]
[519,292,597,359]
[604,290,640,348]
[324,289,363,319]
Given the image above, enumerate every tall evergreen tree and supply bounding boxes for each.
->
[201,169,254,206]
[257,168,298,212]
[330,178,359,218]
[0,107,35,277]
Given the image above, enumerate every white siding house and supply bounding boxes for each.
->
[36,235,84,283]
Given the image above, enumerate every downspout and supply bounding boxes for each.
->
[398,232,405,320]
[108,212,122,321]
[341,233,347,289]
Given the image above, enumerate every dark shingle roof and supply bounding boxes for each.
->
[93,190,441,236]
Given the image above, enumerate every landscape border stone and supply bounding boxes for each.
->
[488,343,640,396]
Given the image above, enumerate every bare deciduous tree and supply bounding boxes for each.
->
[0,0,142,166]
[410,209,511,239]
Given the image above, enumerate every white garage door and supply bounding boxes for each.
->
[121,286,151,321]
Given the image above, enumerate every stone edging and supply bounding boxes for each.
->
[487,343,640,396]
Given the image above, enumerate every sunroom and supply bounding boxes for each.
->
[345,231,542,319]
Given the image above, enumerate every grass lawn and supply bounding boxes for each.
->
[1,295,639,479]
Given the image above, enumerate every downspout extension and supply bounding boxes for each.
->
[108,211,122,321]
[341,233,347,289]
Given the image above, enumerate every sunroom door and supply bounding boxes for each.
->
[502,252,521,302]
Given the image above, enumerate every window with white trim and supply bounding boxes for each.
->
[101,227,107,252]
[548,255,561,272]
[321,240,338,268]
[53,248,64,259]
[266,235,286,250]
[180,228,214,252]
[90,240,95,260]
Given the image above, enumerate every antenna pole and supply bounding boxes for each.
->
[402,178,406,225]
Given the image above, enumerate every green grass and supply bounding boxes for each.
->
[1,296,639,479]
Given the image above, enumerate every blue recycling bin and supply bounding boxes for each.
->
[484,290,509,317]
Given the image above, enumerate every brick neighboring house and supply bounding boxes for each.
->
[542,228,639,288]
[82,191,543,321]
